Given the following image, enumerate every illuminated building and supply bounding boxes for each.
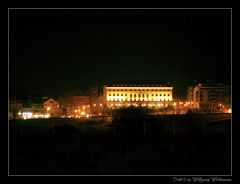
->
[103,83,173,108]
[9,96,60,119]
[187,81,231,113]
[43,98,60,116]
[59,96,91,118]
[9,98,22,119]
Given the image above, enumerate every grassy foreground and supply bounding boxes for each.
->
[9,117,231,175]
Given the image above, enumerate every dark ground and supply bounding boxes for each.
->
[9,115,231,175]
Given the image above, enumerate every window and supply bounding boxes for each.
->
[156,94,158,96]
[121,94,123,96]
[168,94,170,96]
[164,94,166,96]
[109,93,111,96]
[113,94,115,96]
[117,94,119,96]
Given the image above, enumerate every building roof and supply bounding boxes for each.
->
[104,80,172,87]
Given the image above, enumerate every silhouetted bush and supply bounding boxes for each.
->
[112,107,152,133]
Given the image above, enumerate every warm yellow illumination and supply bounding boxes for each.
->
[93,104,96,107]
[18,112,21,115]
[86,114,89,118]
[75,110,77,113]
[104,86,173,108]
[100,103,103,106]
[83,106,86,109]
[228,108,232,113]
[173,102,176,106]
[81,111,86,115]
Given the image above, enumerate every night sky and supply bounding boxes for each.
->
[9,9,231,98]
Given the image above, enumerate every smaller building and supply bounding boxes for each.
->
[9,96,60,119]
[58,96,92,118]
[187,81,231,113]
[43,98,60,117]
[9,98,22,119]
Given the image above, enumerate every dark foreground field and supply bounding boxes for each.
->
[9,115,231,175]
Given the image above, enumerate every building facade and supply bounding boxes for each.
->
[187,81,231,113]
[103,83,174,109]
[43,98,60,116]
[9,98,22,119]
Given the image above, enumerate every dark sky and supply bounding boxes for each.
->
[9,9,231,98]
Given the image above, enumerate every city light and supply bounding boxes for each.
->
[228,108,232,113]
[81,111,86,115]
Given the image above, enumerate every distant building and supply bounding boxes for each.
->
[9,96,60,119]
[9,98,22,119]
[43,98,60,116]
[59,96,91,118]
[103,82,174,109]
[187,81,231,113]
